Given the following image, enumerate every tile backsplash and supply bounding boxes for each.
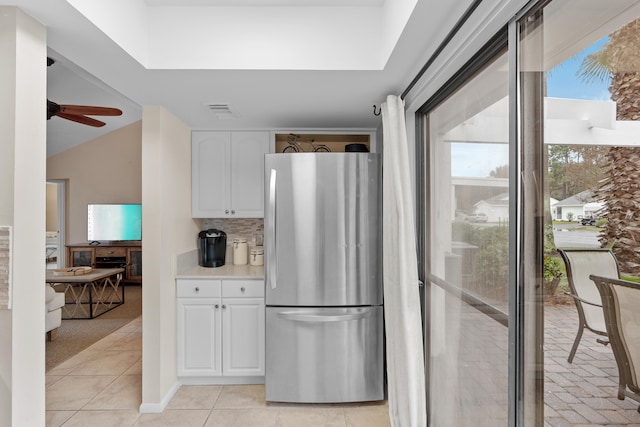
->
[202,218,264,245]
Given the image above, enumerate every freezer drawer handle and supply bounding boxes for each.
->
[277,311,372,323]
[268,168,277,290]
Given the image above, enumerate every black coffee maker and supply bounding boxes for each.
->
[198,229,227,267]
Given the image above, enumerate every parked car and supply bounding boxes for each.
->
[580,217,596,226]
[466,212,488,223]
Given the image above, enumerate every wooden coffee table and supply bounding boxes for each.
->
[45,268,124,319]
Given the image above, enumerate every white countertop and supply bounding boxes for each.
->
[177,263,264,280]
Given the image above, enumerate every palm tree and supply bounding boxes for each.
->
[578,18,640,274]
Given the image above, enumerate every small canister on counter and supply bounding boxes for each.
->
[232,238,248,265]
[250,248,264,266]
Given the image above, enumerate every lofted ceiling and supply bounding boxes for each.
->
[7,0,477,156]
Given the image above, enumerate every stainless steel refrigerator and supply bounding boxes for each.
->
[264,152,384,403]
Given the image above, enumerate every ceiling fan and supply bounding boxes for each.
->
[47,57,123,128]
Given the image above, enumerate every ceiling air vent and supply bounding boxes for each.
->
[207,103,237,119]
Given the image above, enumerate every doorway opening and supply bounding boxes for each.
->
[46,180,66,269]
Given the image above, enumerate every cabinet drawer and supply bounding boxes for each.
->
[95,247,127,257]
[177,279,221,298]
[222,280,264,298]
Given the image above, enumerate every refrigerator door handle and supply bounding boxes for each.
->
[276,310,372,323]
[268,168,277,290]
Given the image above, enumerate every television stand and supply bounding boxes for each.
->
[95,255,127,270]
[66,242,142,284]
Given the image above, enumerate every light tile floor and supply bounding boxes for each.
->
[46,304,640,426]
[46,317,390,427]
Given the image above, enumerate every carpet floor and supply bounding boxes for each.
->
[45,284,142,372]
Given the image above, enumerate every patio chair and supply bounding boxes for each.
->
[557,248,619,363]
[589,275,640,412]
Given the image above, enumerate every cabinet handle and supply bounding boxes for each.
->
[225,209,229,214]
[215,304,219,309]
[195,287,200,293]
[240,287,245,292]
[231,210,235,214]
[222,304,227,309]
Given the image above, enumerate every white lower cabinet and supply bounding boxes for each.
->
[222,298,265,376]
[177,297,222,376]
[177,278,265,382]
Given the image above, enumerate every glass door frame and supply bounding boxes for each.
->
[413,2,547,425]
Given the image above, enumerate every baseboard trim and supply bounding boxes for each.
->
[139,381,180,413]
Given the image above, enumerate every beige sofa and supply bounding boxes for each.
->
[45,284,64,341]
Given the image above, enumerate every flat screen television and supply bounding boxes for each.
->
[87,203,142,242]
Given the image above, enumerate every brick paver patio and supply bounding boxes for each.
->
[545,303,640,426]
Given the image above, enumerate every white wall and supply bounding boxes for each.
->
[141,106,200,411]
[47,121,142,243]
[0,7,47,426]
[65,1,402,70]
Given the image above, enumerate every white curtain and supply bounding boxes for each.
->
[382,94,427,426]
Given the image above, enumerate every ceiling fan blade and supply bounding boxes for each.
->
[56,112,106,127]
[58,104,123,117]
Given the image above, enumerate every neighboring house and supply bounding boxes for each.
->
[472,195,561,223]
[552,190,604,221]
[473,192,509,223]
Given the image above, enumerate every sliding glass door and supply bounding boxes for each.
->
[519,1,640,426]
[420,43,511,426]
[417,0,640,425]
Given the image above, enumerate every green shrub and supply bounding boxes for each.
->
[544,255,563,282]
[543,222,556,254]
[452,221,474,242]
[466,225,509,288]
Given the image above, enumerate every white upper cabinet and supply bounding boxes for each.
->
[192,131,269,218]
[229,132,269,216]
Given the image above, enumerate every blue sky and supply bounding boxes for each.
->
[546,36,611,101]
[451,36,611,177]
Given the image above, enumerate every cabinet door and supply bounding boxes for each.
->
[127,248,142,284]
[230,132,269,217]
[69,248,94,267]
[192,132,230,218]
[222,298,265,376]
[177,298,222,376]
